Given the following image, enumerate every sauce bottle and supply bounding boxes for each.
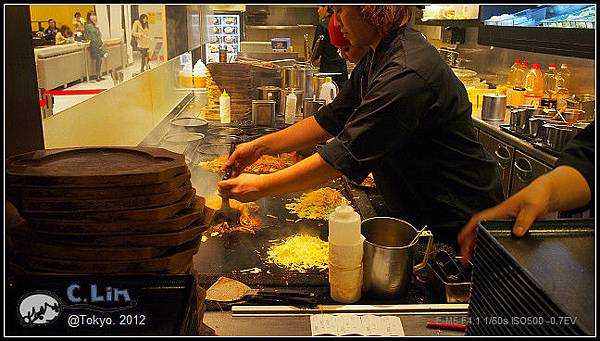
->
[219,89,231,124]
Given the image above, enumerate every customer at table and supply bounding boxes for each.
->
[132,14,151,73]
[85,11,108,82]
[44,19,58,40]
[218,5,504,246]
[459,122,594,264]
[55,25,73,45]
[312,6,348,88]
[72,12,86,40]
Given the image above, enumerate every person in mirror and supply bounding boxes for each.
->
[459,122,594,266]
[44,19,58,41]
[312,6,348,88]
[85,11,108,82]
[55,25,74,45]
[218,5,504,247]
[72,12,86,41]
[132,14,151,73]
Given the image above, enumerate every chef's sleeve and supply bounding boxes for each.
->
[555,122,595,210]
[316,66,433,183]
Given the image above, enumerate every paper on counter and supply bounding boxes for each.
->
[310,314,337,336]
[337,314,364,336]
[310,314,405,336]
[384,315,405,336]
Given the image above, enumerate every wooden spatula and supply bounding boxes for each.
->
[211,143,241,227]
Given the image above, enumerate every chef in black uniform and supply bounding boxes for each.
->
[459,122,595,263]
[312,6,348,88]
[219,5,504,245]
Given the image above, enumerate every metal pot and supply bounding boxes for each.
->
[567,94,595,121]
[251,100,276,127]
[542,124,575,152]
[527,115,553,138]
[510,108,530,133]
[257,86,282,114]
[481,94,507,121]
[282,64,318,99]
[312,73,340,98]
[361,217,433,299]
[303,97,326,119]
[170,117,209,133]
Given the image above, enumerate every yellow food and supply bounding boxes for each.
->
[199,154,298,174]
[205,196,261,237]
[265,234,329,272]
[285,187,346,220]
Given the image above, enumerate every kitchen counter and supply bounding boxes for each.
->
[471,111,558,166]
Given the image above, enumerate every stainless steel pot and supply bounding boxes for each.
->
[361,217,433,299]
[542,124,576,152]
[282,64,318,100]
[251,100,276,127]
[257,86,282,115]
[567,94,595,121]
[303,97,326,119]
[527,115,553,138]
[510,108,530,133]
[482,94,507,121]
[170,117,209,133]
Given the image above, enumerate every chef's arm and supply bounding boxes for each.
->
[253,116,333,155]
[218,153,341,202]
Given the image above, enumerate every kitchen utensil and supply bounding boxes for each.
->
[546,125,576,152]
[481,94,507,121]
[426,322,467,332]
[210,143,241,227]
[310,35,324,65]
[432,250,468,282]
[561,109,583,124]
[205,134,242,145]
[312,74,340,99]
[170,117,209,133]
[163,133,206,161]
[6,147,188,188]
[361,217,434,299]
[205,277,317,305]
[566,94,595,121]
[251,100,276,127]
[303,33,310,64]
[427,256,472,304]
[257,86,282,114]
[282,65,318,99]
[509,108,531,134]
[280,88,304,117]
[303,97,326,118]
[527,116,551,138]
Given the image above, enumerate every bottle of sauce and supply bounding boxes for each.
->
[219,89,231,124]
[555,64,572,109]
[524,63,544,106]
[514,59,528,88]
[543,63,557,99]
[507,58,521,87]
[284,90,297,125]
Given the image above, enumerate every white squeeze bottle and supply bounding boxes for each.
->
[219,89,231,124]
[284,90,297,125]
[319,77,338,105]
[328,201,363,304]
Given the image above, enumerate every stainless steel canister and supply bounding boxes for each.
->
[312,73,341,98]
[546,125,576,152]
[303,97,326,119]
[282,64,318,99]
[510,108,529,133]
[257,86,282,114]
[361,217,433,299]
[527,115,552,138]
[251,100,276,127]
[280,88,304,117]
[567,94,595,121]
[481,94,507,121]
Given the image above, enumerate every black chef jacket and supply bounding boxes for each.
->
[556,121,595,214]
[314,26,504,243]
[312,15,348,88]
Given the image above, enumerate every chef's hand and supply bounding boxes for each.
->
[458,181,551,267]
[218,173,268,203]
[222,141,264,178]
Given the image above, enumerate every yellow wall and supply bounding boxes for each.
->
[30,5,95,31]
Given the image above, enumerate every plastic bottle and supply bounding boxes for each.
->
[555,64,571,91]
[318,77,338,105]
[506,58,521,87]
[514,59,528,88]
[328,202,363,304]
[219,89,231,124]
[543,63,557,98]
[524,63,544,106]
[179,63,194,88]
[284,90,297,125]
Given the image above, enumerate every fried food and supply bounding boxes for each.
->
[199,153,297,174]
[285,187,346,220]
[205,196,261,237]
[265,234,329,272]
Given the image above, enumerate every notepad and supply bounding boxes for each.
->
[310,314,405,336]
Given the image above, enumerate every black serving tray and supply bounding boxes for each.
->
[5,274,200,336]
[467,219,595,335]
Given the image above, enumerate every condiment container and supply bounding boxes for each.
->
[329,235,365,268]
[284,90,297,125]
[281,88,304,119]
[329,264,362,303]
[318,77,338,105]
[219,89,231,124]
[328,203,361,245]
[303,97,326,119]
[257,86,282,114]
[251,100,276,127]
[481,94,507,121]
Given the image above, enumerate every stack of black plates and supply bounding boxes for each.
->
[467,219,594,336]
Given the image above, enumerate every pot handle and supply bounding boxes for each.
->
[413,230,434,272]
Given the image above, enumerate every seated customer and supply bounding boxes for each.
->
[55,25,74,45]
[44,19,59,40]
[459,122,595,265]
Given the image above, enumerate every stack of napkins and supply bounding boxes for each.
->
[310,314,405,336]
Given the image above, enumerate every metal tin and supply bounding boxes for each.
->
[361,217,433,299]
[251,100,276,127]
[567,94,595,121]
[282,64,318,99]
[510,108,530,134]
[303,98,326,119]
[280,88,304,117]
[257,86,282,114]
[481,94,507,121]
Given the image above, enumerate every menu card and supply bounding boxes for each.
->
[310,314,405,336]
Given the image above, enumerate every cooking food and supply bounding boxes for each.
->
[199,154,298,174]
[205,196,261,236]
[353,173,375,188]
[285,187,346,220]
[265,234,329,272]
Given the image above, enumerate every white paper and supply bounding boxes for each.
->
[310,314,338,336]
[360,315,383,336]
[337,314,364,336]
[384,316,406,336]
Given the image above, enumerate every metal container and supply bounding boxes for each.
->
[427,257,472,304]
[162,132,205,164]
[251,100,276,127]
[544,124,575,152]
[312,73,341,98]
[361,217,433,299]
[561,109,584,124]
[567,94,595,121]
[280,88,304,117]
[481,94,507,121]
[510,108,530,133]
[303,97,326,118]
[207,127,244,137]
[257,86,282,114]
[170,117,209,133]
[282,64,318,99]
[527,115,553,138]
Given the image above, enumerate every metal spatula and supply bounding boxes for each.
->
[211,143,241,227]
[206,277,317,306]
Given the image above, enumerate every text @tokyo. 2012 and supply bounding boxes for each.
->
[67,314,147,328]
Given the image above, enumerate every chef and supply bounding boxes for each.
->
[219,5,504,245]
[312,6,349,88]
